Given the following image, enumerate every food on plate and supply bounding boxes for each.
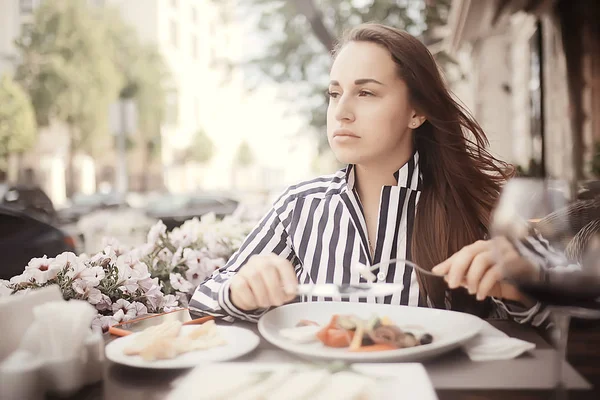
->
[279,325,321,343]
[123,320,226,361]
[279,314,433,352]
[123,320,182,355]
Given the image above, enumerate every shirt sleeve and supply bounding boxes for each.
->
[492,232,580,328]
[188,205,301,323]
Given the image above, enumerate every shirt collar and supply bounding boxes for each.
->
[344,151,423,192]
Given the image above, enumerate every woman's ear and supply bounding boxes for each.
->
[409,114,427,129]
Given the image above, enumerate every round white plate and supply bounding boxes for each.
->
[105,325,259,369]
[258,302,484,362]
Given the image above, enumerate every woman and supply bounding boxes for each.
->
[189,23,550,324]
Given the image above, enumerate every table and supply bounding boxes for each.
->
[63,320,596,400]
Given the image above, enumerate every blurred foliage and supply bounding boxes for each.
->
[14,0,121,157]
[0,74,37,170]
[13,0,170,192]
[187,129,216,165]
[211,0,452,151]
[234,140,255,167]
[103,7,170,162]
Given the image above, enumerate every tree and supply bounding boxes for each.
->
[102,8,171,190]
[0,75,37,174]
[187,129,215,165]
[14,0,122,195]
[234,140,255,167]
[211,0,452,151]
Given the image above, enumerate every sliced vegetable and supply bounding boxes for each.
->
[336,315,357,331]
[349,320,364,351]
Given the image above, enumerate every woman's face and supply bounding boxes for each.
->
[327,41,418,166]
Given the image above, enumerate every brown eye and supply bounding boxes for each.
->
[358,90,374,97]
[326,90,340,99]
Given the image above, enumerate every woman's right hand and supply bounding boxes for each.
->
[229,254,299,311]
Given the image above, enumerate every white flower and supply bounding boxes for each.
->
[169,227,198,248]
[157,248,173,264]
[101,237,130,257]
[170,247,184,267]
[126,302,148,319]
[0,280,12,296]
[169,273,194,293]
[24,256,61,285]
[112,299,131,314]
[138,277,160,292]
[127,301,148,316]
[176,291,190,308]
[160,294,179,312]
[78,266,105,287]
[94,294,113,311]
[8,273,28,285]
[113,309,125,322]
[91,315,119,334]
[144,285,165,312]
[87,288,104,304]
[147,220,167,244]
[54,252,87,279]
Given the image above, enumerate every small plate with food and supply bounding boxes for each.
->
[258,302,484,362]
[105,320,260,368]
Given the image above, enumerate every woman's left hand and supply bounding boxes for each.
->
[431,238,534,303]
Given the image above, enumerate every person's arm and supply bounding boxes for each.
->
[188,206,301,322]
[492,233,579,327]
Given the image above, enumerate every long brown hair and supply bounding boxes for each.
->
[334,24,513,315]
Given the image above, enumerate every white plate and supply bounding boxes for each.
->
[258,302,484,362]
[105,325,259,369]
[168,362,438,400]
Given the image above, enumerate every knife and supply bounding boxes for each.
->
[296,283,404,298]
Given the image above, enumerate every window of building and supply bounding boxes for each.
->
[194,97,201,128]
[192,35,198,59]
[166,89,179,126]
[191,6,198,24]
[19,0,40,14]
[170,19,178,48]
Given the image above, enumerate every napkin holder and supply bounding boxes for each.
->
[0,285,104,399]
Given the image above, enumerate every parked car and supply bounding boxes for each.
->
[0,183,57,224]
[56,192,125,225]
[144,193,239,230]
[0,205,77,280]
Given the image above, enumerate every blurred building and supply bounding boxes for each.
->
[1,0,317,205]
[446,0,600,183]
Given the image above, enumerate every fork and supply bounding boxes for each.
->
[356,258,443,282]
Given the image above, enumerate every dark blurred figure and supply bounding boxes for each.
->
[0,168,57,224]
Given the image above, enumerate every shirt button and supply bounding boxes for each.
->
[377,272,386,281]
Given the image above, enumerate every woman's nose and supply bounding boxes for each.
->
[334,96,355,122]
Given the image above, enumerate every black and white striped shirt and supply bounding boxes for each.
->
[189,152,563,325]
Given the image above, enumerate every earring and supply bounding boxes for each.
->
[412,122,417,127]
